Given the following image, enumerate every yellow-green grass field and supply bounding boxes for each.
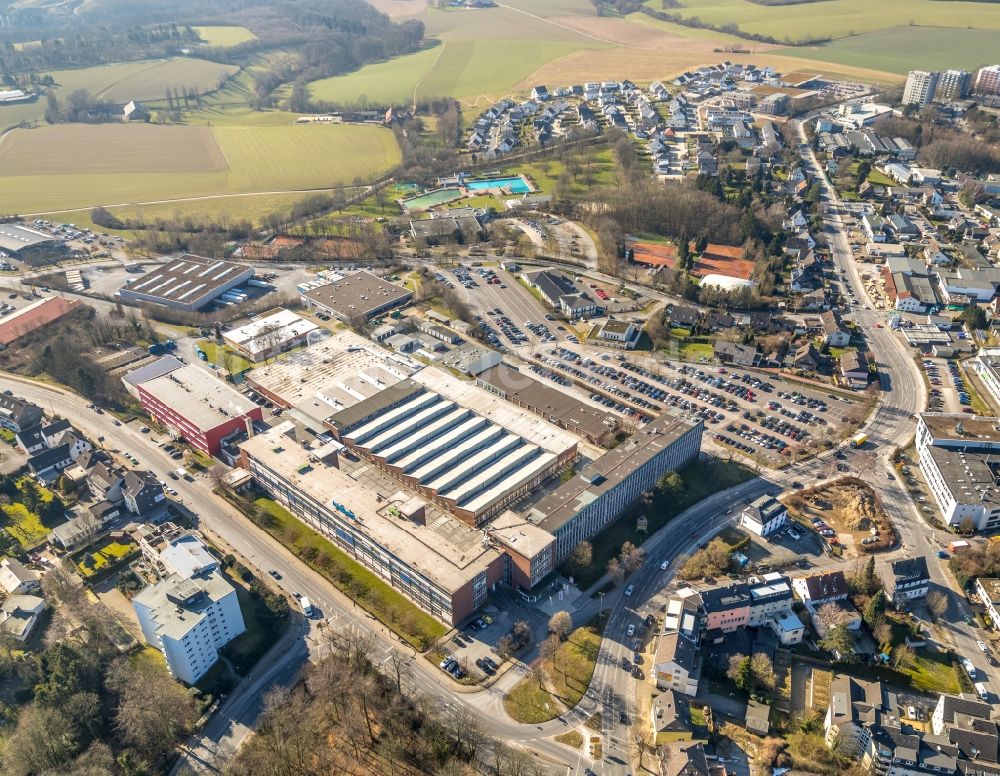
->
[0,57,239,130]
[643,0,1000,42]
[420,3,597,41]
[0,122,401,214]
[309,39,600,104]
[776,26,1000,75]
[193,25,258,47]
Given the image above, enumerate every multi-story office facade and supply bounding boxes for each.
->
[527,412,703,561]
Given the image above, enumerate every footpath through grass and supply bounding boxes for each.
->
[242,494,446,651]
[567,458,755,589]
[504,616,606,724]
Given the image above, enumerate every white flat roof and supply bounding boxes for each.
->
[138,364,258,430]
[223,309,318,357]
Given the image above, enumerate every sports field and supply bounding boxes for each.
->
[0,57,238,130]
[643,0,1000,42]
[776,26,1000,75]
[0,122,401,214]
[193,26,258,46]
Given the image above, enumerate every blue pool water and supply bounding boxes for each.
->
[465,176,531,194]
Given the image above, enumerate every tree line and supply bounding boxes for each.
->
[1,564,202,776]
[227,627,546,776]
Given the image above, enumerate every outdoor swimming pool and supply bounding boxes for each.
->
[400,187,464,211]
[464,176,532,194]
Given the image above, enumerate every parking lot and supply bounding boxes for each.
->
[433,263,576,349]
[437,609,514,682]
[525,346,864,465]
[923,356,973,414]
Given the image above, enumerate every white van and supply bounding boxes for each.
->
[975,681,989,700]
[300,597,314,617]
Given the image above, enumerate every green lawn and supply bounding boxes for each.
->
[906,649,960,694]
[193,26,258,46]
[308,38,596,104]
[77,540,138,577]
[775,25,1000,75]
[566,458,755,588]
[505,619,605,723]
[3,503,51,550]
[197,340,255,374]
[646,0,1000,43]
[866,169,895,187]
[250,496,447,650]
[220,567,288,675]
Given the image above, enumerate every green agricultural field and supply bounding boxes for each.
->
[0,122,401,214]
[418,39,592,101]
[309,46,441,105]
[643,0,1000,42]
[193,26,258,46]
[776,26,1000,75]
[0,57,239,130]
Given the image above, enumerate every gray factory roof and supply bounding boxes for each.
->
[925,445,1000,510]
[120,255,253,306]
[302,270,411,320]
[0,224,63,253]
[477,364,617,441]
[528,411,701,533]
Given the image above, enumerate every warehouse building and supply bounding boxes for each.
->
[244,329,422,427]
[132,363,262,455]
[524,411,703,561]
[325,372,579,526]
[0,224,67,260]
[476,363,619,446]
[222,309,318,362]
[0,297,82,349]
[117,255,255,311]
[300,270,412,322]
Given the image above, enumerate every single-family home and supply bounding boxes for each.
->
[840,351,871,389]
[0,557,40,595]
[0,595,46,641]
[713,340,759,367]
[881,557,929,607]
[793,571,849,605]
[820,311,851,348]
[122,470,167,519]
[651,690,695,745]
[739,495,787,537]
[0,394,43,433]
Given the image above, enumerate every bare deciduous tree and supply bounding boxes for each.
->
[548,611,573,641]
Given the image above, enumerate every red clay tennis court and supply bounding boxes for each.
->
[630,240,754,280]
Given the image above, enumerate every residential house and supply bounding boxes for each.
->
[824,676,888,755]
[881,557,930,607]
[769,609,805,645]
[0,557,40,595]
[668,306,701,330]
[559,294,598,319]
[122,470,167,519]
[747,573,794,627]
[700,584,750,633]
[0,394,42,433]
[88,461,126,503]
[821,311,851,347]
[976,578,1000,630]
[653,631,701,696]
[27,443,73,480]
[0,595,46,641]
[713,340,759,367]
[793,570,849,605]
[592,320,640,349]
[931,694,992,736]
[739,495,787,537]
[651,690,695,745]
[791,343,822,371]
[15,426,45,454]
[841,350,871,389]
[862,213,887,242]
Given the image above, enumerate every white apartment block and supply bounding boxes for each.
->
[973,349,1000,408]
[902,70,939,106]
[133,569,245,684]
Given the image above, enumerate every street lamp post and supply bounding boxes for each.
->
[598,591,605,616]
